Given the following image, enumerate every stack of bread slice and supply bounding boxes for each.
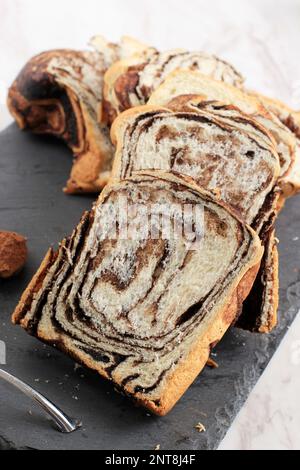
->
[8,40,243,193]
[10,36,300,414]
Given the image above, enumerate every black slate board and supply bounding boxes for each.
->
[0,124,300,451]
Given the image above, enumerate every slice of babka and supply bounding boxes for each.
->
[110,98,281,332]
[12,172,262,415]
[148,71,300,199]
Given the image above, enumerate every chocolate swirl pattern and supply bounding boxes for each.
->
[149,71,300,199]
[8,49,114,193]
[13,173,262,415]
[103,49,244,124]
[7,37,153,194]
[111,100,280,227]
[111,100,281,333]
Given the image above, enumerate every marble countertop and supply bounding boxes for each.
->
[0,0,299,450]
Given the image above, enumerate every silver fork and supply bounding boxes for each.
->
[0,368,82,433]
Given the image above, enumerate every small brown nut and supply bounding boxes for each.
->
[0,231,28,279]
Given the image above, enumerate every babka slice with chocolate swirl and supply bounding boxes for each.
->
[7,37,152,194]
[12,173,263,415]
[110,99,281,332]
[111,99,280,227]
[103,49,244,124]
[149,71,300,200]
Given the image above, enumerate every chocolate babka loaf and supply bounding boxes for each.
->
[149,71,300,199]
[103,49,244,124]
[13,172,263,415]
[110,99,281,332]
[7,37,152,194]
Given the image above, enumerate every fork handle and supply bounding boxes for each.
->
[0,368,81,433]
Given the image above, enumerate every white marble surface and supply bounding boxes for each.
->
[0,0,299,450]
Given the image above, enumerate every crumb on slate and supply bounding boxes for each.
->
[195,422,206,433]
[206,357,219,369]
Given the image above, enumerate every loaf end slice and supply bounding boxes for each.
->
[12,173,263,415]
[7,49,115,194]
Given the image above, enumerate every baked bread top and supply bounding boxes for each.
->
[103,49,244,124]
[13,172,263,415]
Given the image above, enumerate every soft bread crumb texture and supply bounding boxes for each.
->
[12,173,263,415]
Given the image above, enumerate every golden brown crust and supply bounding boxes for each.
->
[12,248,55,324]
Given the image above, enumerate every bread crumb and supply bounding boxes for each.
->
[155,444,161,451]
[195,422,206,433]
[206,357,219,369]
